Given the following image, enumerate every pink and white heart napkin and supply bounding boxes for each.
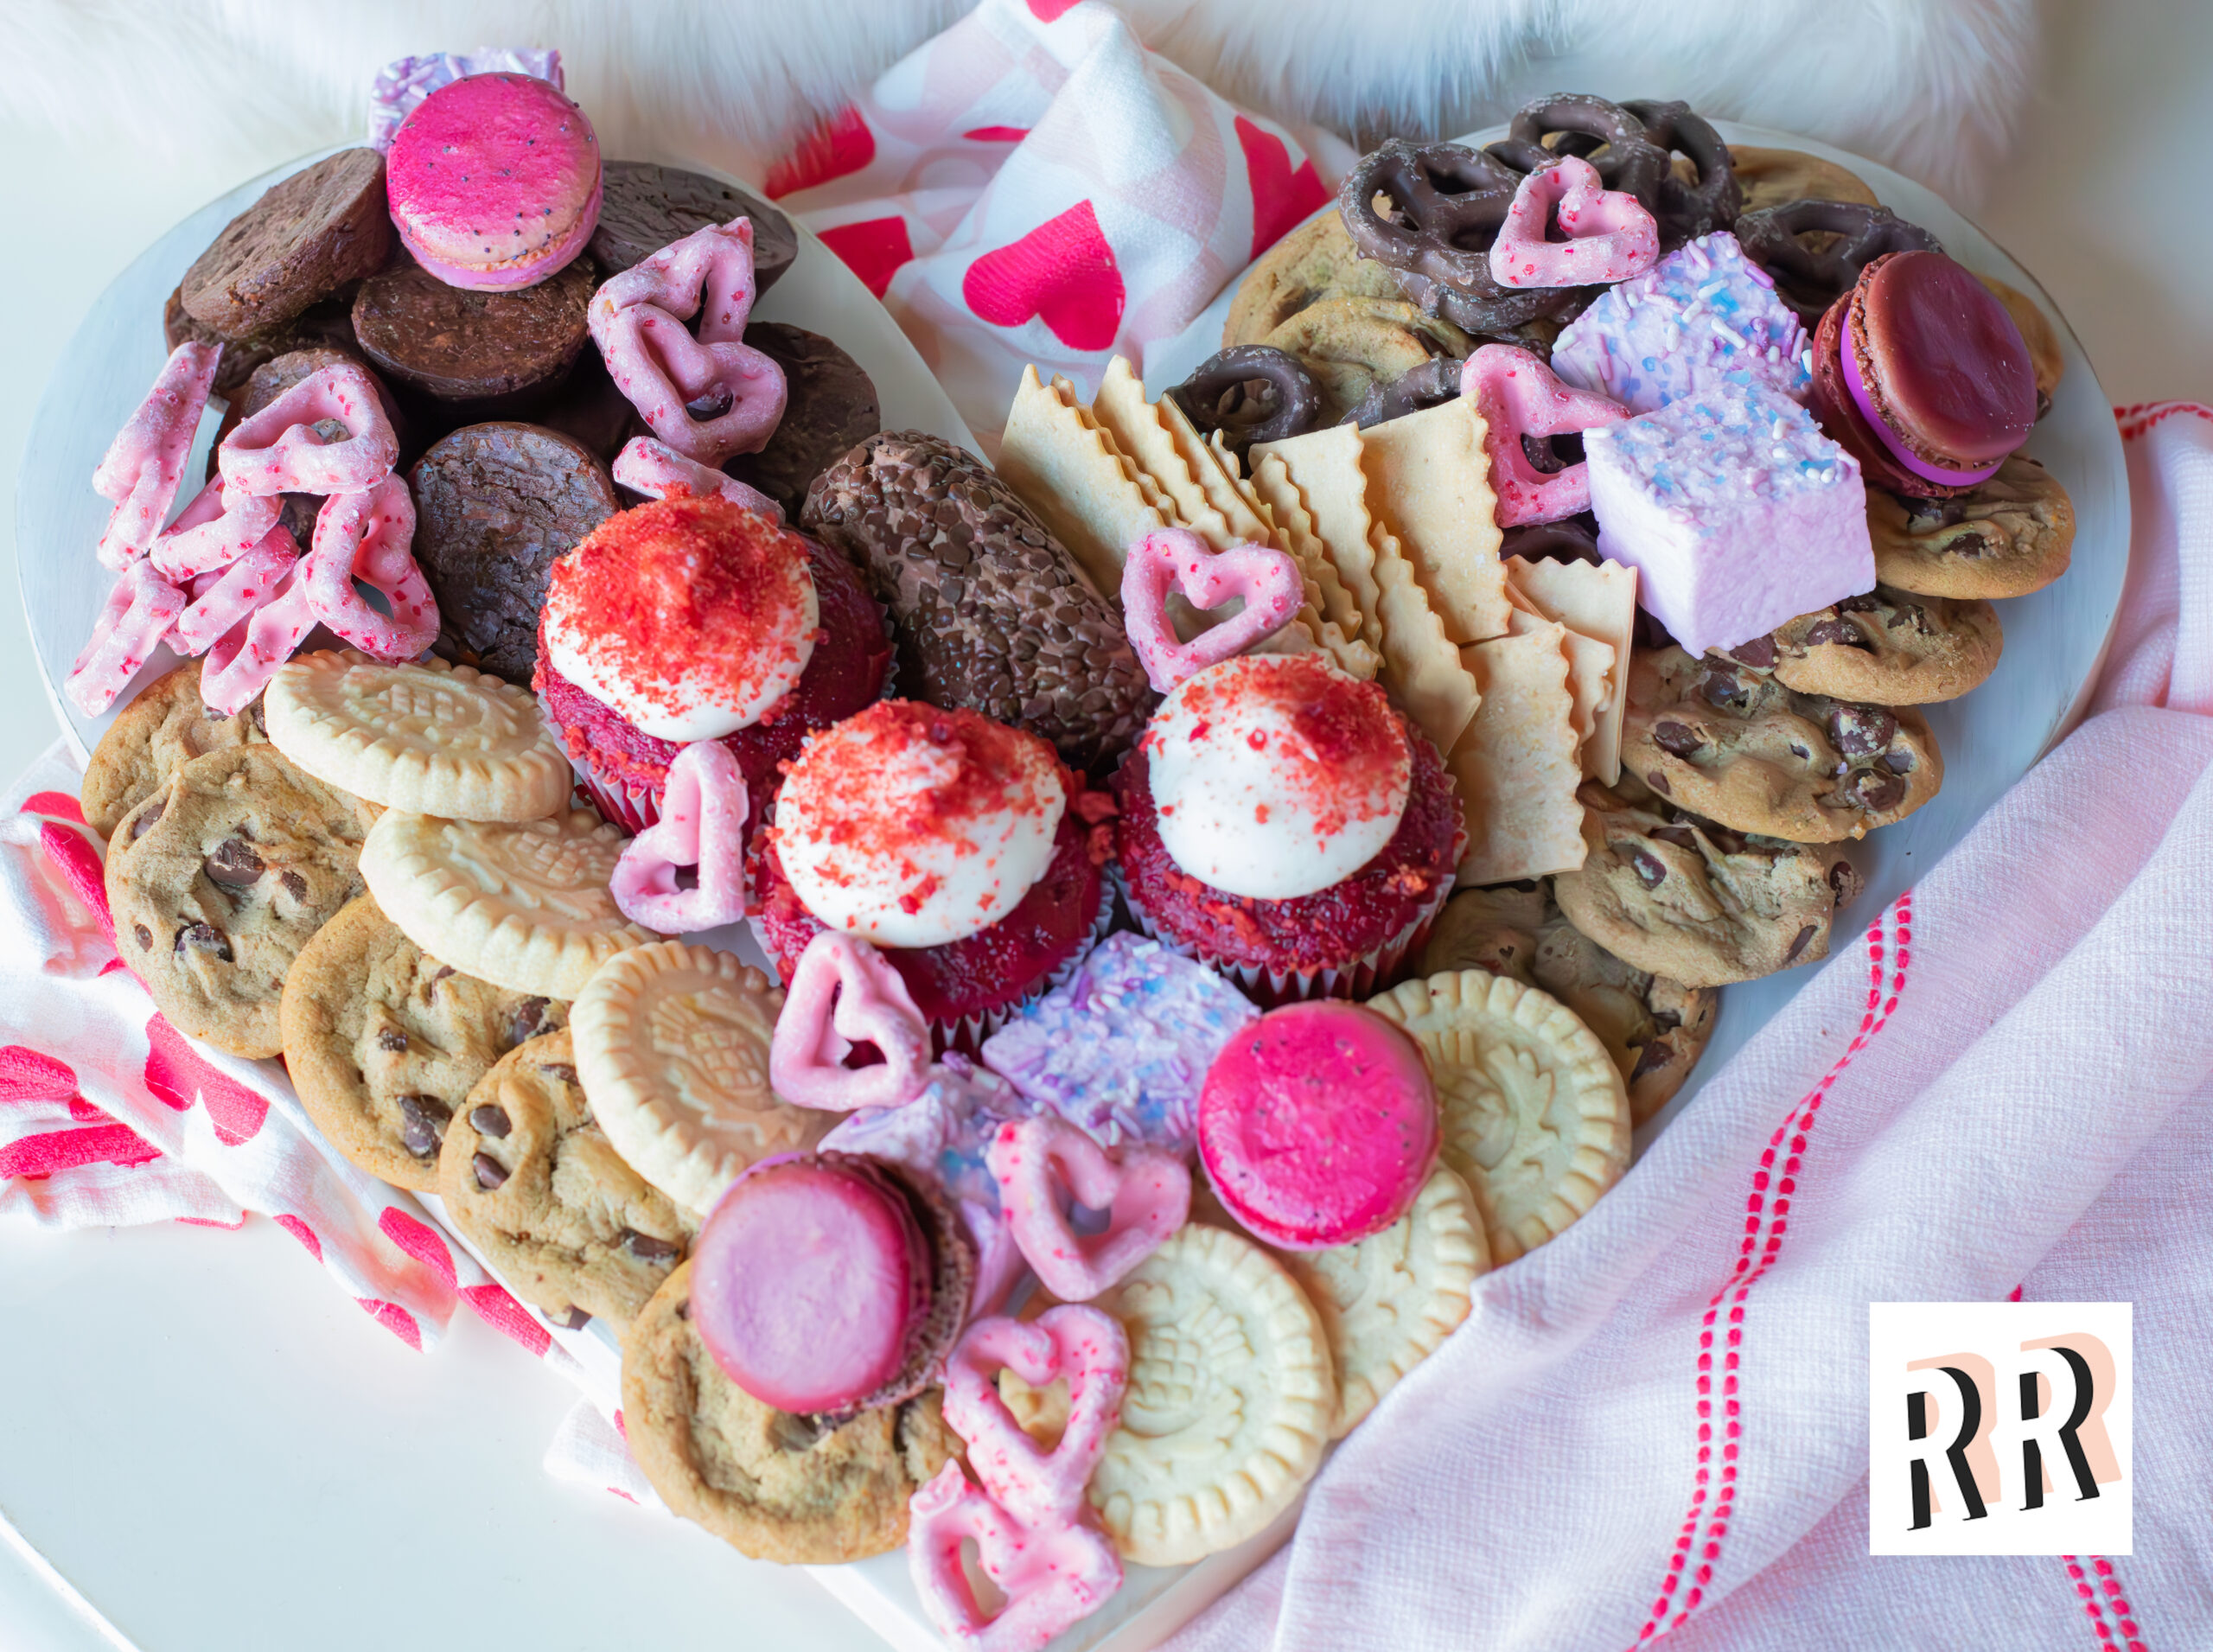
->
[763,0,1352,444]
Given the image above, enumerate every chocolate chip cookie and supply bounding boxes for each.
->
[1622,647,1942,842]
[590,161,798,295]
[621,1261,963,1563]
[105,746,379,1059]
[1225,207,1407,348]
[409,422,618,684]
[181,149,394,337]
[1720,587,2001,705]
[1725,147,1880,214]
[352,255,595,409]
[1553,780,1853,990]
[81,660,267,842]
[437,1029,690,1328]
[1865,456,2075,600]
[1261,297,1473,425]
[281,893,566,1189]
[723,323,880,517]
[1419,881,1718,1123]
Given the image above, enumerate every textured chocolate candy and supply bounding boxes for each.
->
[800,431,1154,775]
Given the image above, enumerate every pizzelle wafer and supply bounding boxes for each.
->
[997,363,1167,598]
[1505,556,1639,783]
[265,650,571,822]
[1355,397,1511,645]
[1451,627,1588,883]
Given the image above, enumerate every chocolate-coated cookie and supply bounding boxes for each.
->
[723,322,880,517]
[409,422,618,684]
[536,348,648,463]
[590,161,798,294]
[182,149,393,337]
[282,894,566,1190]
[1622,646,1942,843]
[1722,587,2001,705]
[352,255,595,408]
[80,660,266,842]
[1865,456,2074,600]
[801,431,1154,775]
[105,746,379,1059]
[438,1028,691,1328]
[167,285,362,400]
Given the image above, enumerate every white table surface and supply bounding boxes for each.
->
[6,6,2212,1648]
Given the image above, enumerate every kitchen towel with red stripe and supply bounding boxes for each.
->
[1161,403,2213,1652]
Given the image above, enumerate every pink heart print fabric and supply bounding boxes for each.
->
[763,0,1353,441]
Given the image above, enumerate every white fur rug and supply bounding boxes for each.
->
[3,0,2035,205]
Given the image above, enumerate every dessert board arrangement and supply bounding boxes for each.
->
[16,55,2125,1652]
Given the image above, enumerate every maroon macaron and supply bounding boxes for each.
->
[1809,250,2037,498]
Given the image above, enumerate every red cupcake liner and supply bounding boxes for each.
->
[1113,863,1454,1010]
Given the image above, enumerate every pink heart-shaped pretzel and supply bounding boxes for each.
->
[170,524,300,657]
[1119,527,1304,694]
[66,559,185,717]
[1462,344,1631,526]
[93,341,221,571]
[987,1114,1189,1302]
[596,217,760,343]
[302,476,437,661]
[150,475,284,581]
[768,929,933,1112]
[199,562,318,717]
[943,1306,1129,1528]
[908,1461,1123,1652]
[1489,155,1659,290]
[611,436,784,520]
[217,363,400,497]
[608,740,749,934]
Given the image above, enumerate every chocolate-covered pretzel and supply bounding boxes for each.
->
[1337,139,1583,334]
[1734,200,1943,324]
[1342,356,1461,429]
[1500,512,1603,565]
[1487,95,1670,204]
[1164,346,1323,460]
[1622,99,1742,243]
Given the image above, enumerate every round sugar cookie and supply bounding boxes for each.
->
[360,807,656,998]
[1080,1222,1334,1567]
[1366,971,1629,1266]
[572,941,830,1215]
[1273,1165,1487,1438]
[265,650,571,822]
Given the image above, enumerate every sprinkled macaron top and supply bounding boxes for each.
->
[386,73,602,286]
[1139,654,1411,902]
[542,495,819,743]
[770,701,1068,951]
[1844,250,2037,478]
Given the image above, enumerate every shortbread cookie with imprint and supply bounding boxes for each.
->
[1552,781,1846,990]
[1731,588,2000,706]
[1420,883,1718,1124]
[81,659,267,840]
[264,651,571,822]
[573,941,830,1215]
[106,745,378,1058]
[1225,208,1406,348]
[283,893,565,1190]
[1272,1164,1486,1438]
[1622,647,1942,843]
[1865,456,2075,600]
[439,1028,692,1327]
[1026,1221,1333,1567]
[360,808,657,998]
[1367,970,1629,1265]
[622,1260,962,1563]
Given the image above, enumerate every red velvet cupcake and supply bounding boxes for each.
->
[1111,654,1462,1005]
[749,699,1110,1047]
[533,494,890,833]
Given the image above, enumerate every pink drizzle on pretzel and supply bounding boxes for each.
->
[199,562,318,718]
[93,341,221,571]
[987,1114,1189,1302]
[66,560,184,716]
[1462,343,1631,526]
[150,475,284,581]
[907,1461,1123,1652]
[768,929,933,1112]
[943,1306,1129,1528]
[1489,155,1659,290]
[588,219,787,466]
[170,525,300,657]
[1119,527,1304,694]
[216,363,399,497]
[611,436,783,520]
[608,740,749,934]
[302,476,437,660]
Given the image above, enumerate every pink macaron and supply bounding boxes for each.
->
[385,73,603,291]
[1197,1001,1439,1251]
